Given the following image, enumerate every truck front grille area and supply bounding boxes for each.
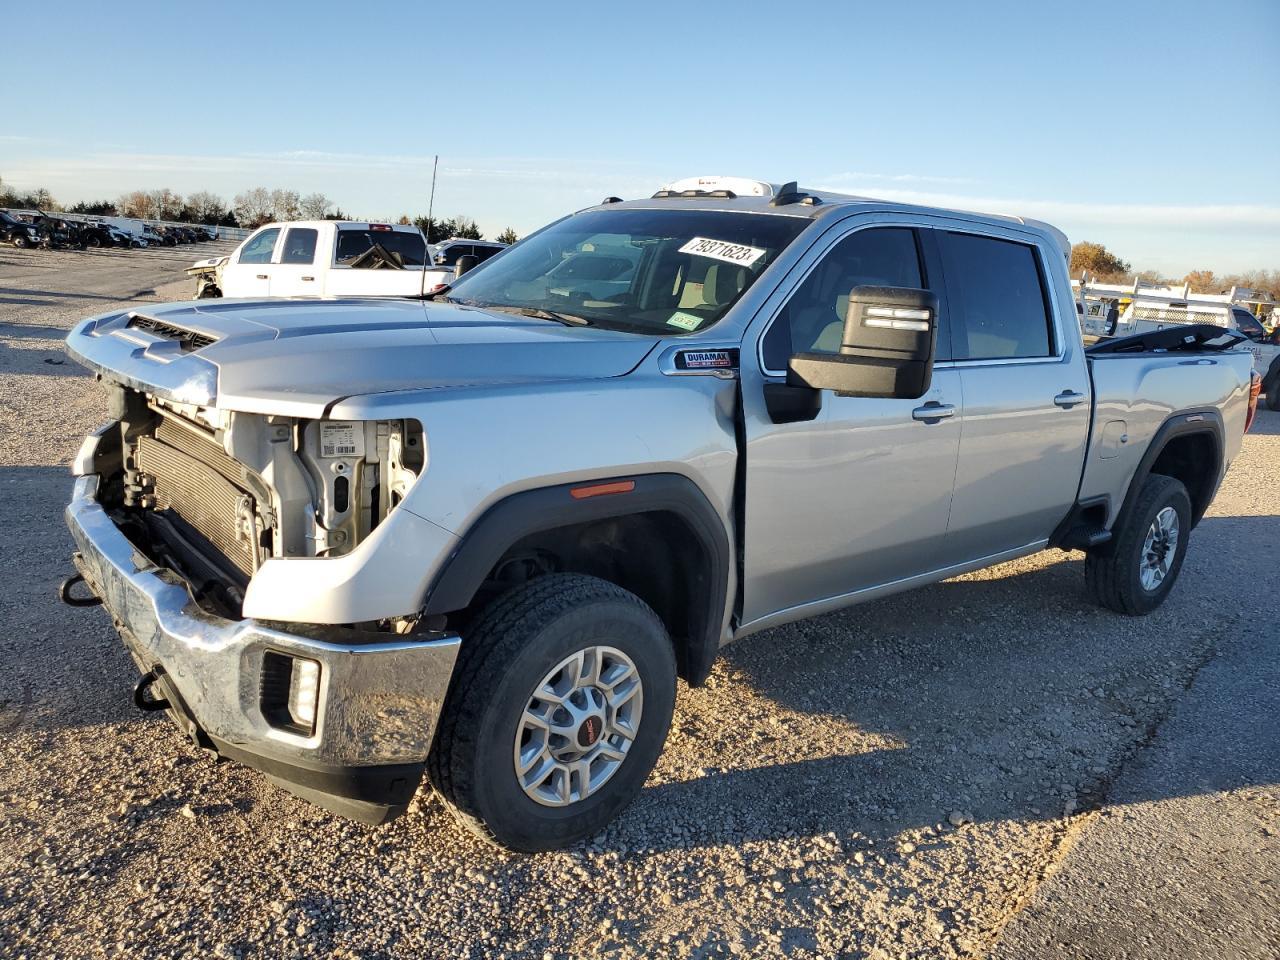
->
[134,418,261,577]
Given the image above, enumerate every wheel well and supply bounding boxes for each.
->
[457,511,718,685]
[1148,431,1218,525]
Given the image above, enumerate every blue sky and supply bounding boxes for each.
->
[4,0,1278,273]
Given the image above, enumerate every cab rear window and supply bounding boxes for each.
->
[334,229,427,267]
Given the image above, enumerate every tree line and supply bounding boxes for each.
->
[0,176,518,243]
[1070,240,1276,297]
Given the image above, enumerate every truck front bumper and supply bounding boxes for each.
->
[64,473,461,823]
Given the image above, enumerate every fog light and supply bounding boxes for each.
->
[288,658,321,731]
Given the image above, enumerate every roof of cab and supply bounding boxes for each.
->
[592,176,1071,259]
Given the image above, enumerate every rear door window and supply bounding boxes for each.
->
[281,227,318,265]
[238,228,280,264]
[940,232,1054,360]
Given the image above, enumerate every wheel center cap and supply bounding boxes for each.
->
[577,715,602,748]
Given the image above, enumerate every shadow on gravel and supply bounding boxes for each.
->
[612,509,1280,852]
[0,466,142,736]
[0,341,86,377]
[0,322,71,340]
[0,287,153,303]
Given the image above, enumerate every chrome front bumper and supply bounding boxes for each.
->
[65,473,461,818]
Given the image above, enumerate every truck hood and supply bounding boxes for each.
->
[65,298,659,417]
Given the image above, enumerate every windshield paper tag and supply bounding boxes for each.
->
[320,422,363,458]
[678,237,766,268]
[666,311,704,331]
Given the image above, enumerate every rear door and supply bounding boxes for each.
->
[220,227,281,298]
[267,226,321,297]
[938,230,1090,558]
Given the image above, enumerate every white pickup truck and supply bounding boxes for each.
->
[188,221,456,299]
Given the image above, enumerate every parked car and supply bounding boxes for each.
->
[62,175,1261,850]
[187,220,451,299]
[102,223,143,248]
[75,222,116,249]
[432,238,508,268]
[0,210,40,248]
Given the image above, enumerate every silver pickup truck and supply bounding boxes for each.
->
[62,176,1262,851]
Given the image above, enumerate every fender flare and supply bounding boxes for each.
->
[1114,409,1224,532]
[422,473,731,684]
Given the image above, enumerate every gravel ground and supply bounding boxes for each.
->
[0,247,1275,960]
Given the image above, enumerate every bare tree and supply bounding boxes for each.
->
[117,191,154,219]
[147,188,184,221]
[233,188,275,228]
[185,190,226,224]
[299,192,333,220]
[1183,269,1217,293]
[270,189,301,222]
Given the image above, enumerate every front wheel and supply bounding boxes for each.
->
[1085,474,1191,615]
[428,574,676,851]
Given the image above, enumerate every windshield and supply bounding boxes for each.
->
[441,208,808,335]
[335,228,427,267]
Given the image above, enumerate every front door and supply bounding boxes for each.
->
[740,225,962,626]
[221,227,279,298]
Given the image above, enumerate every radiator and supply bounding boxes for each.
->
[136,417,260,575]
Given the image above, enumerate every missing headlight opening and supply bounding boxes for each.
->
[102,386,424,618]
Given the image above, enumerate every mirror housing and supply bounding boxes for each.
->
[787,285,939,400]
[455,254,479,278]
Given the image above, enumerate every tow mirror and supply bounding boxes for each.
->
[454,254,479,279]
[787,285,939,400]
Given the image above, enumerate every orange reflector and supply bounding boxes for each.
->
[570,480,636,500]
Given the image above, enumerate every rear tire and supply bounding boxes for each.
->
[1265,381,1280,412]
[1085,474,1191,615]
[427,574,676,851]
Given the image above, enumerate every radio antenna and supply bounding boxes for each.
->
[420,154,439,298]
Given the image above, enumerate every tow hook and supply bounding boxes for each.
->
[133,670,171,712]
[58,572,102,608]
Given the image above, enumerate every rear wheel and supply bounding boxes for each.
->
[427,574,676,851]
[1085,474,1191,615]
[1265,378,1280,412]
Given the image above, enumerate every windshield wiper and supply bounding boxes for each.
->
[480,304,592,326]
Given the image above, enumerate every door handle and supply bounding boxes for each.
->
[256,274,268,280]
[1054,390,1086,409]
[301,276,314,281]
[912,402,956,422]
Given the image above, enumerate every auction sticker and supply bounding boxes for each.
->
[320,422,364,458]
[678,237,766,268]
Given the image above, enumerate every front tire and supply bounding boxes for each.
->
[1085,474,1191,615]
[428,574,676,851]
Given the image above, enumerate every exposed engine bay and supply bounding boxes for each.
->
[92,385,424,620]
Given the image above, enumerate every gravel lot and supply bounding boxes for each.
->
[1,247,1275,960]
